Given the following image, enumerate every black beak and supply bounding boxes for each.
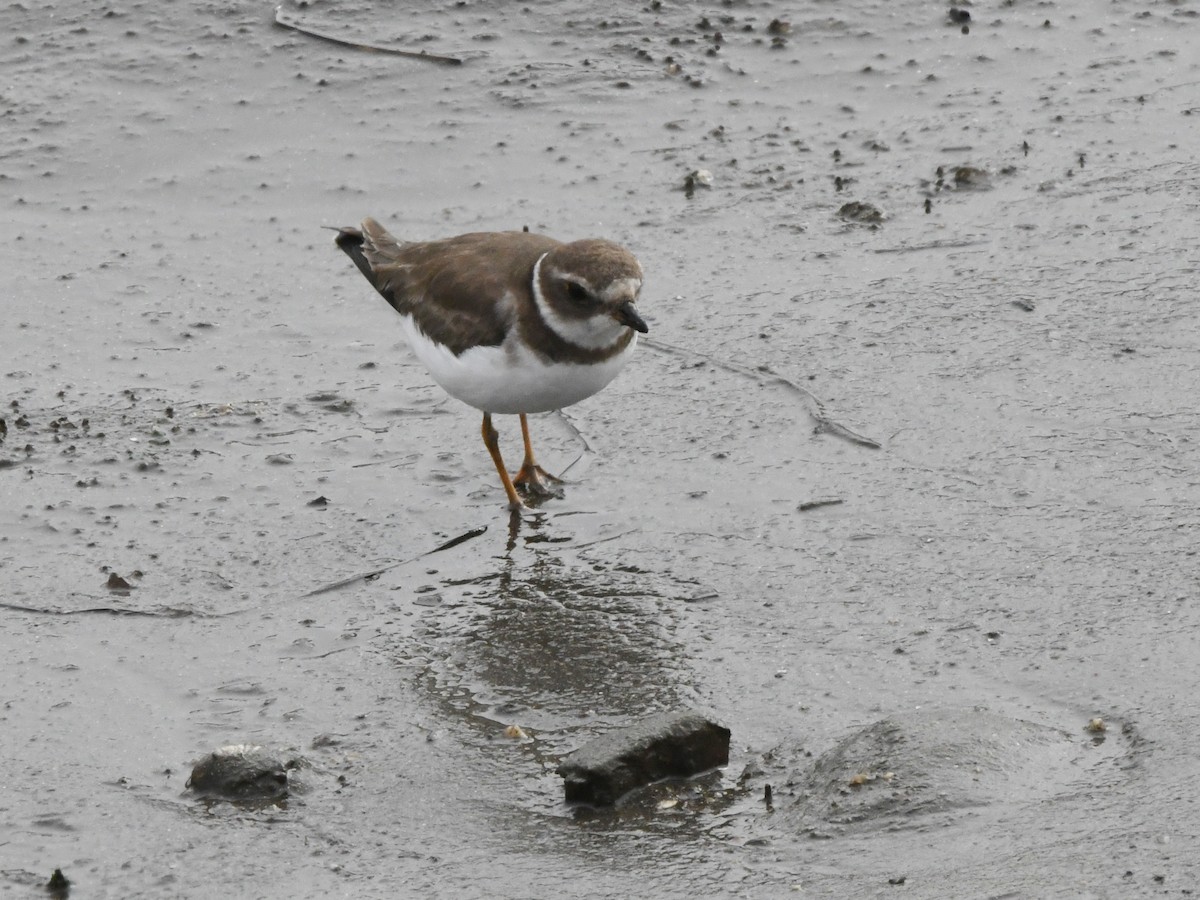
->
[614,301,649,334]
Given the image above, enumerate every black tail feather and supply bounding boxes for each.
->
[333,226,378,288]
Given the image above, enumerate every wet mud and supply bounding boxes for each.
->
[742,707,1130,838]
[3,0,1199,897]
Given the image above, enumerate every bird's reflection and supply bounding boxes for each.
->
[412,511,694,747]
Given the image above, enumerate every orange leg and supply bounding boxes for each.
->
[512,413,563,496]
[481,413,525,510]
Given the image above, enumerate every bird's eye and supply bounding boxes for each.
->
[566,282,590,303]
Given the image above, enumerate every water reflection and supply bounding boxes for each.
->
[411,512,696,749]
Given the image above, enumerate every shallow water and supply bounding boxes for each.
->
[3,0,1199,896]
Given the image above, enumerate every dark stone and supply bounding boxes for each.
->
[104,572,133,592]
[187,744,290,802]
[46,868,70,899]
[557,710,731,806]
[838,201,885,224]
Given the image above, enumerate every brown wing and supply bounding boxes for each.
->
[335,218,560,356]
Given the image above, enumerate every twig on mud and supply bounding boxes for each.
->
[273,6,464,66]
[641,337,882,449]
[351,453,420,469]
[0,600,197,618]
[552,409,594,478]
[797,497,845,512]
[570,529,638,552]
[304,525,487,597]
[873,239,988,254]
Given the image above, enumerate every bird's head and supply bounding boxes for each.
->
[534,240,648,349]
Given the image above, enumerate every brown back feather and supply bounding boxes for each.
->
[338,219,563,356]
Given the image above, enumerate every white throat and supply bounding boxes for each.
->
[531,254,627,351]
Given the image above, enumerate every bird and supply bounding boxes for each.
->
[334,218,648,510]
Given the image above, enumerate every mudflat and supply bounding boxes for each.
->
[3,1,1197,896]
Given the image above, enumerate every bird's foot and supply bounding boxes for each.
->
[512,463,564,499]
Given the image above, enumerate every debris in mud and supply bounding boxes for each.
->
[683,168,713,198]
[104,572,134,593]
[307,495,329,507]
[304,525,488,597]
[187,744,293,802]
[643,336,880,449]
[306,391,355,413]
[947,7,971,24]
[273,5,464,65]
[46,868,70,899]
[952,166,991,189]
[797,497,844,512]
[848,770,894,787]
[838,201,885,225]
[556,710,730,806]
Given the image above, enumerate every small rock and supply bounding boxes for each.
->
[838,201,885,224]
[683,168,713,198]
[557,710,730,806]
[187,744,291,801]
[46,868,70,899]
[105,572,134,592]
[952,165,991,189]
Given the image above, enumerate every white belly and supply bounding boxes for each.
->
[398,316,637,414]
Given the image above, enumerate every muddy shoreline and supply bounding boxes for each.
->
[3,1,1198,896]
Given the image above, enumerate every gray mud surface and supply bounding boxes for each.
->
[3,0,1199,897]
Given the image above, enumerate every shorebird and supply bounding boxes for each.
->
[335,218,647,509]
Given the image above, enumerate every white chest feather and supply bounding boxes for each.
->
[397,315,637,415]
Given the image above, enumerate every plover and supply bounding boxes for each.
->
[335,218,648,510]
